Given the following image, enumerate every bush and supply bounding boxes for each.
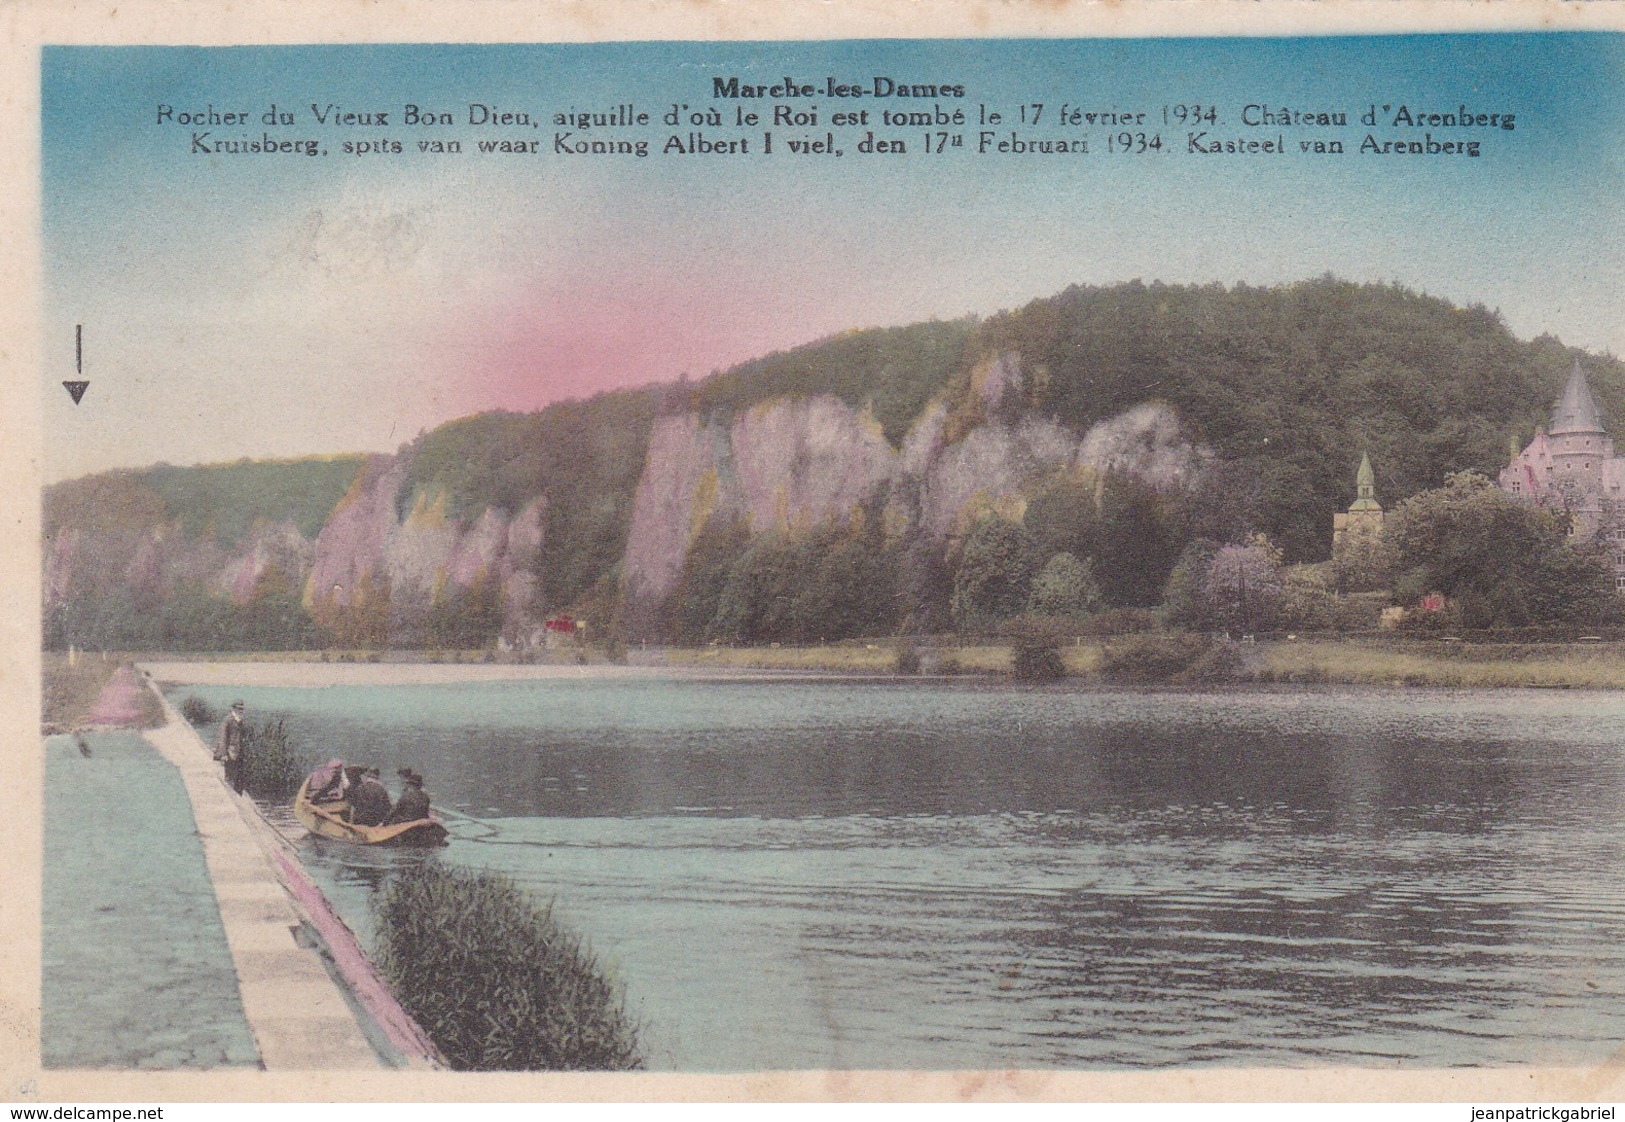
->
[1012,639,1066,683]
[1100,633,1227,685]
[240,717,311,802]
[179,695,219,725]
[892,645,922,675]
[373,861,643,1071]
[1176,641,1241,684]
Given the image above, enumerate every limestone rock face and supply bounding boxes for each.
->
[306,452,547,644]
[44,349,1211,646]
[622,359,1210,609]
[622,396,899,608]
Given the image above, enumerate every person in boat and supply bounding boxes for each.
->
[385,767,432,825]
[214,700,248,794]
[305,759,349,805]
[348,766,393,827]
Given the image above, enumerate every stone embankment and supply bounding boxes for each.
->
[44,664,442,1070]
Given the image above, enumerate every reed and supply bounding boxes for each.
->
[178,695,220,725]
[372,861,643,1071]
[239,717,311,802]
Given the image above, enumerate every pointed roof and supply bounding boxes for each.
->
[1550,357,1606,435]
[1349,451,1381,511]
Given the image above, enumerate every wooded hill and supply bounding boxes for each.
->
[44,276,1620,647]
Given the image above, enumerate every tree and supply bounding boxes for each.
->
[1333,528,1396,593]
[1386,471,1618,628]
[1026,552,1101,619]
[951,517,1039,632]
[1204,535,1287,633]
[1165,534,1287,633]
[671,516,752,644]
[1026,472,1182,607]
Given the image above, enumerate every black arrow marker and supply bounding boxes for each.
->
[65,325,88,404]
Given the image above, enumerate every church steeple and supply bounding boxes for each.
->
[1350,451,1381,512]
[1550,357,1606,435]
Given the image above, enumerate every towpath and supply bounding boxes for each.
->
[43,666,420,1071]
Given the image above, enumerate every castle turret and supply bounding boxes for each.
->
[1550,357,1606,436]
[1500,357,1623,540]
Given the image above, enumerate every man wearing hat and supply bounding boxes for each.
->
[349,766,394,827]
[386,768,432,825]
[214,700,249,794]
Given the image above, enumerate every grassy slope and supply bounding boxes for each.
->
[42,654,165,730]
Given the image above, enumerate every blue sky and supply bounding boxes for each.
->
[40,34,1625,480]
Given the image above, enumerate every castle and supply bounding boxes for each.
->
[1497,358,1625,590]
[1329,358,1625,595]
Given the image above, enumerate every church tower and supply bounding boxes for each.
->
[1332,451,1384,553]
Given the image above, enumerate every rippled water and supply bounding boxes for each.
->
[180,677,1625,1070]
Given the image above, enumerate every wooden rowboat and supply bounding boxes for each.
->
[293,778,449,847]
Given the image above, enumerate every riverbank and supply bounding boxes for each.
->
[86,633,1625,692]
[37,657,436,1073]
[660,636,1625,690]
[42,653,163,732]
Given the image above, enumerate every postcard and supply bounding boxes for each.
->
[6,0,1625,1107]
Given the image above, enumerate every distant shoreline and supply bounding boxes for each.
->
[136,658,875,689]
[128,635,1625,691]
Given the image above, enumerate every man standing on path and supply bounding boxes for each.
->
[215,700,249,794]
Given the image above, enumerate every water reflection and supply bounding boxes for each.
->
[188,679,1625,1070]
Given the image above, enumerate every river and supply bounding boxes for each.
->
[169,675,1625,1070]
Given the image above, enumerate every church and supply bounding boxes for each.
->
[1497,358,1625,590]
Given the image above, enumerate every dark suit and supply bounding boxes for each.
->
[351,776,393,827]
[386,782,431,825]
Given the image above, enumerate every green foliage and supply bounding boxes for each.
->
[1100,633,1235,684]
[1387,471,1620,628]
[978,277,1622,562]
[425,571,503,650]
[694,320,975,447]
[707,520,900,644]
[1163,535,1287,633]
[398,390,661,611]
[1333,525,1397,593]
[1162,539,1218,630]
[1026,473,1182,606]
[372,861,643,1072]
[671,516,754,645]
[179,696,219,725]
[56,581,321,652]
[142,457,365,547]
[952,518,1039,632]
[1279,565,1337,632]
[1011,638,1067,682]
[240,717,310,803]
[1070,606,1164,637]
[1027,552,1101,618]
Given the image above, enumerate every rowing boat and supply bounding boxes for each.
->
[293,778,449,847]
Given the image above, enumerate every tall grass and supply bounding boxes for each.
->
[372,861,643,1071]
[240,717,311,802]
[179,695,220,725]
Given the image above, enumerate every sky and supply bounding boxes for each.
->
[39,33,1625,481]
